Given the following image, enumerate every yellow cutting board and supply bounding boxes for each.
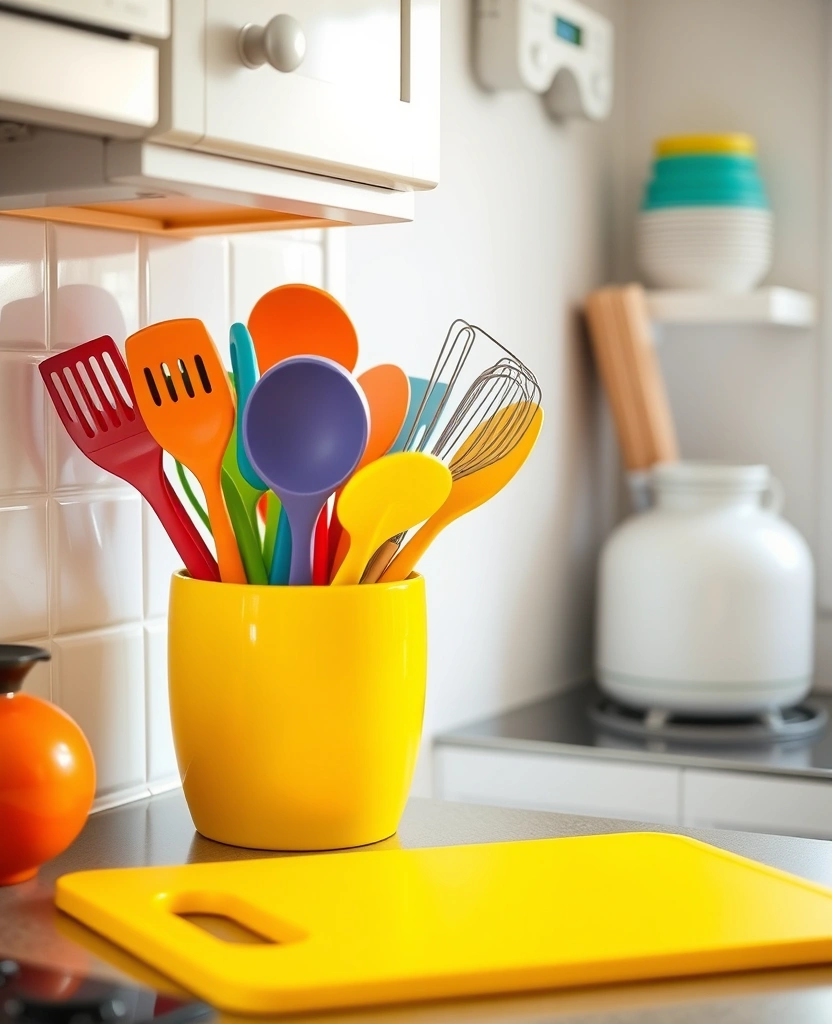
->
[56,833,832,1015]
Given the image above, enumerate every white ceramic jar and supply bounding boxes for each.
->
[597,463,814,715]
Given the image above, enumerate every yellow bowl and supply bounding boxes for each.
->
[654,133,757,158]
[168,571,427,851]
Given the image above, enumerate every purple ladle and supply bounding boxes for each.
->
[243,355,369,586]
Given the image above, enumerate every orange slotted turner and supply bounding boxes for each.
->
[125,319,246,585]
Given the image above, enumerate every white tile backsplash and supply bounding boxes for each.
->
[0,353,46,493]
[0,499,49,640]
[142,499,183,620]
[20,638,52,701]
[51,493,144,634]
[144,620,178,790]
[0,218,46,351]
[51,224,139,350]
[0,222,326,809]
[145,237,229,348]
[229,234,324,324]
[53,627,146,803]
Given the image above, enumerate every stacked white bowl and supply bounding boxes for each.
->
[636,134,773,292]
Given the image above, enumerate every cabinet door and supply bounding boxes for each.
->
[434,746,681,825]
[199,0,439,190]
[682,769,832,839]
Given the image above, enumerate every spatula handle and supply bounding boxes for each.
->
[153,472,220,583]
[268,505,292,585]
[328,523,350,583]
[362,538,401,584]
[283,497,321,587]
[201,471,248,585]
[312,506,329,585]
[221,468,267,585]
[379,517,441,584]
[175,460,211,532]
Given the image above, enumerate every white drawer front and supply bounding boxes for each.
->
[280,0,400,98]
[434,746,681,825]
[682,769,832,839]
[199,0,439,188]
[0,12,158,137]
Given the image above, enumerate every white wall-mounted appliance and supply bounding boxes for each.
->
[475,0,613,121]
[0,1,440,236]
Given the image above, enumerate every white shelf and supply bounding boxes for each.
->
[645,287,816,327]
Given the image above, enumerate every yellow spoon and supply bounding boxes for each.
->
[331,453,452,586]
[379,406,543,583]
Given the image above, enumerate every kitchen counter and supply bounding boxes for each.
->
[5,790,832,1023]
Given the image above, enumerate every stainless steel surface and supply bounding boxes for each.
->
[590,695,828,745]
[5,790,832,1021]
[437,681,832,778]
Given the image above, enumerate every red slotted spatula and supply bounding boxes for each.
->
[40,336,220,583]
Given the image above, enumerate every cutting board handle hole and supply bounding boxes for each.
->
[176,912,275,945]
[166,892,306,947]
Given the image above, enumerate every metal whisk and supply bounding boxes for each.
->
[399,320,538,455]
[432,359,541,480]
[361,326,541,581]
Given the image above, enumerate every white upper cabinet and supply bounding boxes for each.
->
[155,0,440,192]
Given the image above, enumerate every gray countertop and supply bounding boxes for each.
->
[436,683,832,780]
[5,790,832,1023]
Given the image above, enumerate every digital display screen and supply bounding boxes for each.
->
[555,16,583,46]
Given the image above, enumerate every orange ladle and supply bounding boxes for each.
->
[328,364,410,579]
[247,284,359,373]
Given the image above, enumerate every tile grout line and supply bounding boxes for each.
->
[135,230,151,796]
[140,231,162,796]
[44,222,54,674]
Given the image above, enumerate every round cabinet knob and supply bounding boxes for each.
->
[238,14,306,73]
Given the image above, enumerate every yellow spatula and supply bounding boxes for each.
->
[331,453,451,586]
[379,405,543,583]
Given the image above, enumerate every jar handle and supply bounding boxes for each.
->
[762,476,785,514]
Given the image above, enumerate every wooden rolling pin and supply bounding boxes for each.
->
[585,284,679,505]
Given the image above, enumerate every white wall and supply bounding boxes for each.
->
[344,0,619,790]
[610,0,832,685]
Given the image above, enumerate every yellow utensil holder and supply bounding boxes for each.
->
[167,571,427,851]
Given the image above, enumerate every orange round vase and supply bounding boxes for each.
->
[0,645,96,885]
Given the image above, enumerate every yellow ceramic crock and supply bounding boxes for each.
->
[168,571,427,851]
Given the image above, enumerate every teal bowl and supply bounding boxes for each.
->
[643,198,769,211]
[642,151,770,210]
[652,169,762,188]
[644,184,768,205]
[643,193,770,210]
